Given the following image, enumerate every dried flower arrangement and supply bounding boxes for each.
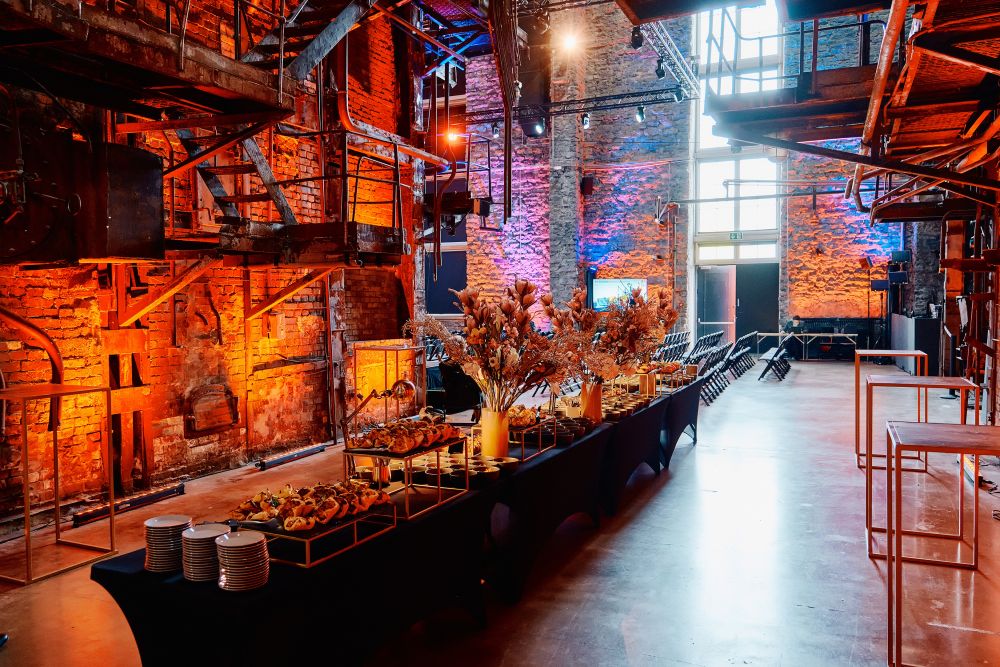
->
[543,286,678,384]
[405,279,568,412]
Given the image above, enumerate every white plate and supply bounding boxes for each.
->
[182,525,230,541]
[215,531,265,549]
[144,515,193,529]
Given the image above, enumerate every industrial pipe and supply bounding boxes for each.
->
[332,35,448,169]
[0,305,63,430]
[850,0,909,211]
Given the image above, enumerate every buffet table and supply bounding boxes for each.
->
[92,398,700,664]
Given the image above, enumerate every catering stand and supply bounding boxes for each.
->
[92,390,704,664]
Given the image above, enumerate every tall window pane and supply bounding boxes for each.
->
[738,157,778,230]
[697,160,736,233]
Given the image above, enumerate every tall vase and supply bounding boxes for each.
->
[580,381,604,423]
[479,408,510,457]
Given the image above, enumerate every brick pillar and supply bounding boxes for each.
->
[548,10,586,305]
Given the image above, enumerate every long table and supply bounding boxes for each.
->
[91,383,703,664]
[756,331,859,360]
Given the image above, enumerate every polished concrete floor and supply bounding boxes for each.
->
[0,361,998,666]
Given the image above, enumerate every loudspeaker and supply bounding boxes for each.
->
[858,256,874,269]
[871,279,889,292]
[889,271,908,284]
[580,176,595,196]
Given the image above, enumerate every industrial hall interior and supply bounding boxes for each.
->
[1,0,1000,665]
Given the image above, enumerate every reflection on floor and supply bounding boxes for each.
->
[0,361,998,666]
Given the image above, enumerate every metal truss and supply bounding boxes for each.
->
[640,21,700,100]
[462,85,687,125]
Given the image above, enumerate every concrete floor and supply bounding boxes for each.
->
[0,361,998,666]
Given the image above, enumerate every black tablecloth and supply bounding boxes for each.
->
[91,487,497,666]
[92,402,700,665]
[601,397,667,515]
[488,423,613,601]
[661,379,703,466]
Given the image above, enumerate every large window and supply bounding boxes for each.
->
[693,0,781,264]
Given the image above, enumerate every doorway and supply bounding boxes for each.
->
[697,263,779,343]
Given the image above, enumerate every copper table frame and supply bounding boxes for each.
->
[854,350,928,470]
[865,375,979,562]
[0,383,116,585]
[885,421,999,667]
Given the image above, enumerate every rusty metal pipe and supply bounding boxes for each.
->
[333,35,448,168]
[0,305,63,430]
[851,0,909,210]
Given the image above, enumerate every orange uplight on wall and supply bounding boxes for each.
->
[351,339,424,425]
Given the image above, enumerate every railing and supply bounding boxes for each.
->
[703,7,902,99]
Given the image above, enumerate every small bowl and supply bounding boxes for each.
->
[494,457,519,475]
[409,465,428,484]
[445,468,473,488]
[476,466,501,484]
[424,467,452,484]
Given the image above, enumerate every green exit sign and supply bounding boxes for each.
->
[729,232,743,240]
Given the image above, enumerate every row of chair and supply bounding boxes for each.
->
[758,336,793,381]
[685,331,724,362]
[727,331,759,379]
[697,344,733,404]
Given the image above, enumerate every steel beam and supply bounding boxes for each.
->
[116,111,288,133]
[723,128,1000,203]
[245,268,334,320]
[165,121,271,179]
[286,0,375,81]
[239,135,299,225]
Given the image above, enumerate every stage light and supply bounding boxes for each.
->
[559,31,580,52]
[672,89,684,103]
[630,26,643,49]
[635,105,645,123]
[581,113,591,129]
[491,122,500,139]
[531,118,546,136]
[446,129,460,142]
[655,58,666,79]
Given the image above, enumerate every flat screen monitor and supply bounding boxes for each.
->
[592,278,647,311]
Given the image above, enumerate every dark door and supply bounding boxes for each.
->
[735,263,779,339]
[696,265,736,342]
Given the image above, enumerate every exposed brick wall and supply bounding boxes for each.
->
[0,2,420,512]
[903,221,943,317]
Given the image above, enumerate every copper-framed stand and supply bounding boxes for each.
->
[344,438,468,520]
[884,421,999,667]
[256,504,397,568]
[854,349,929,469]
[864,374,979,562]
[0,383,116,585]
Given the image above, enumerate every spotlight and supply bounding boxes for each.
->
[581,113,591,130]
[560,31,580,52]
[532,117,546,136]
[655,58,666,79]
[635,105,645,123]
[630,26,644,49]
[445,129,460,142]
[672,89,684,103]
[491,122,500,139]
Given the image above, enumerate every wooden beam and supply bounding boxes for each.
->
[245,269,334,320]
[119,257,221,327]
[116,111,288,134]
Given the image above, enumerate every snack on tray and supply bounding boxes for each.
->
[346,417,464,454]
[229,479,392,531]
[508,404,537,428]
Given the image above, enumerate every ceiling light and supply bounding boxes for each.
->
[655,58,666,79]
[630,26,643,49]
[491,122,500,139]
[581,113,591,129]
[635,105,645,123]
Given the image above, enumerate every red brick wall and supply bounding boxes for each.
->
[0,2,420,513]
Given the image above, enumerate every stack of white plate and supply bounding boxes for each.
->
[216,531,269,592]
[181,523,231,582]
[144,515,193,572]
